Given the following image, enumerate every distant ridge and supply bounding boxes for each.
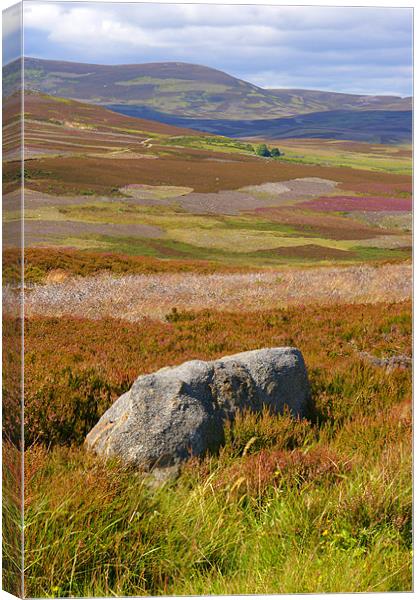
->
[4,57,411,120]
[267,88,412,113]
[107,104,412,144]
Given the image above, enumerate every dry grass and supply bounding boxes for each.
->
[18,262,412,321]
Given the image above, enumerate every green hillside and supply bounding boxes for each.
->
[3,57,411,120]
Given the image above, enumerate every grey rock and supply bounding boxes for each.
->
[145,465,181,490]
[358,351,412,370]
[85,347,311,469]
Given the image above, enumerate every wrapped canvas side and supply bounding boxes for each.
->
[2,3,23,597]
[0,2,412,596]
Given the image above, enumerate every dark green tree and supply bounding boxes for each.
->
[270,147,282,157]
[255,143,271,157]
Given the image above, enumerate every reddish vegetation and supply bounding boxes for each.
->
[339,181,412,196]
[2,318,22,444]
[278,138,412,157]
[221,446,351,496]
[24,92,200,137]
[4,93,411,200]
[3,247,245,283]
[257,244,357,259]
[21,300,411,446]
[2,92,21,127]
[5,115,411,196]
[300,195,412,212]
[12,155,411,196]
[251,207,392,240]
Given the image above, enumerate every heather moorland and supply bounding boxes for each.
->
[2,51,412,596]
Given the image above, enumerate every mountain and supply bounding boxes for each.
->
[107,105,412,144]
[2,58,411,143]
[267,89,413,113]
[12,57,412,120]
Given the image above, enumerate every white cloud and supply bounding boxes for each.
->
[22,2,413,95]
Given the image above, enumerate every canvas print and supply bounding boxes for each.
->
[2,1,413,596]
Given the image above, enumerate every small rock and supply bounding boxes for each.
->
[359,351,412,370]
[145,465,181,490]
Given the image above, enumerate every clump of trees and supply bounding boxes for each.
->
[254,144,284,158]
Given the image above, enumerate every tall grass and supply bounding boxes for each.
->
[21,300,412,595]
[24,403,411,596]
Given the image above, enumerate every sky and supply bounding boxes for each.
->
[3,1,414,96]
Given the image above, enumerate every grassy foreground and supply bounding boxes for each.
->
[23,300,412,596]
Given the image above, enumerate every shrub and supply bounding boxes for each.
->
[255,143,271,157]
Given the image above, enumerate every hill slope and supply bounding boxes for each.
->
[22,90,202,137]
[107,104,412,144]
[7,57,411,120]
[268,88,412,113]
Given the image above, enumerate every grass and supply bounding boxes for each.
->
[276,145,412,175]
[22,299,412,595]
[24,432,411,596]
[160,135,255,155]
[2,441,22,598]
[350,246,410,261]
[115,77,230,95]
[167,226,369,253]
[14,234,409,268]
[2,315,23,597]
[41,233,413,266]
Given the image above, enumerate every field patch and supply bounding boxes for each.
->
[250,207,392,240]
[352,234,411,249]
[272,138,412,174]
[121,183,194,201]
[299,195,412,212]
[240,177,337,198]
[168,227,355,253]
[257,244,357,260]
[4,219,165,247]
[173,191,276,214]
[169,178,339,215]
[87,150,158,160]
[340,180,412,196]
[348,210,412,231]
[18,188,126,209]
